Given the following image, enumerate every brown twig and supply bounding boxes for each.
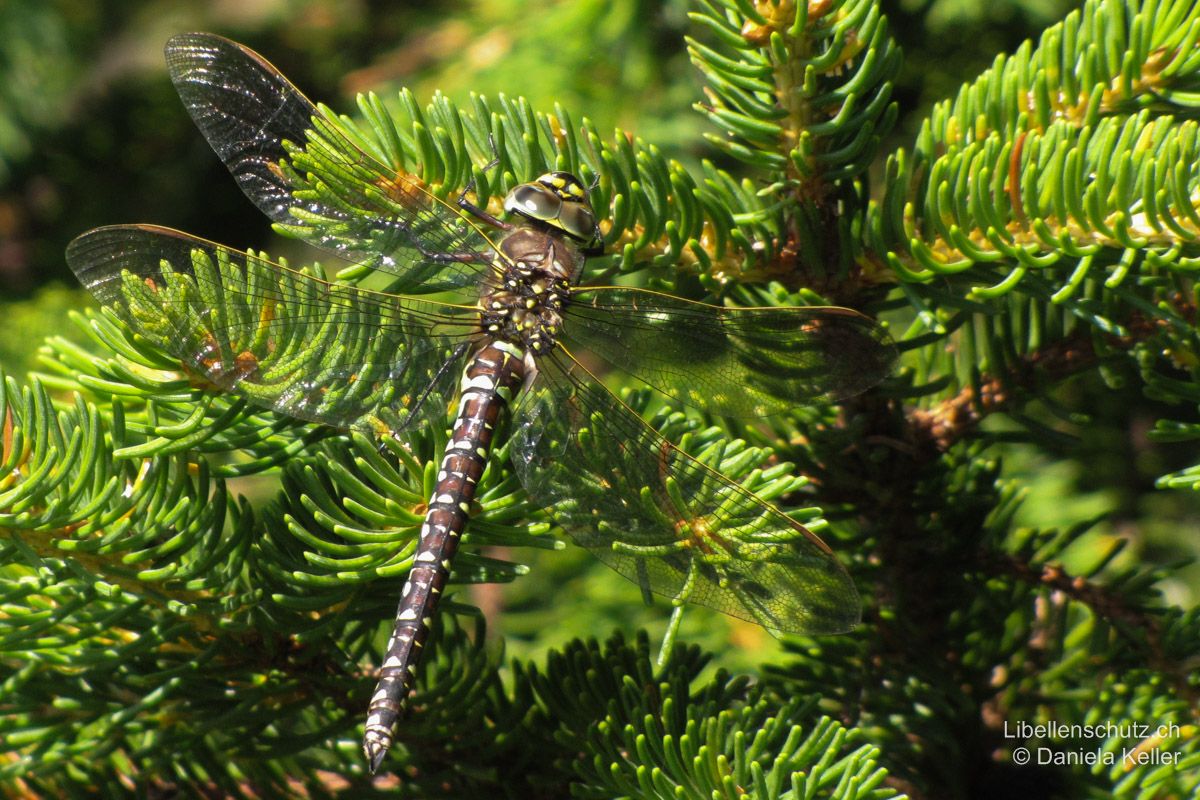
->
[908,307,1183,453]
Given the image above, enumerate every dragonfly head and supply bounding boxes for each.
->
[503,171,600,248]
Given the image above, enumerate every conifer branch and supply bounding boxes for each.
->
[908,301,1189,451]
[5,0,1200,795]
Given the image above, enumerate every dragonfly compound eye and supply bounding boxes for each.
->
[504,183,562,225]
[505,173,596,243]
[557,201,597,243]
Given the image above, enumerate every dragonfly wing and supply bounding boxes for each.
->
[67,225,476,434]
[565,287,896,417]
[510,351,860,634]
[165,32,493,291]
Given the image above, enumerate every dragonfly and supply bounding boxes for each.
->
[66,32,897,772]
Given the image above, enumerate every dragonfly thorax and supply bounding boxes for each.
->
[479,227,579,355]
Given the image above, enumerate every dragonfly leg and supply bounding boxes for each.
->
[362,341,526,773]
[403,239,492,265]
[454,134,511,233]
[457,197,511,233]
[461,132,502,196]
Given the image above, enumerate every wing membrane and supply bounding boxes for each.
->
[165,32,493,291]
[67,225,476,433]
[565,287,896,417]
[511,351,860,633]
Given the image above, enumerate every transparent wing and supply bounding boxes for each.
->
[165,32,495,292]
[67,225,477,434]
[564,287,896,417]
[511,351,861,634]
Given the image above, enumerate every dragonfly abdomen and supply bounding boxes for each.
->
[362,340,526,772]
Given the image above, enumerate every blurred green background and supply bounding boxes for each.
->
[3,0,1194,673]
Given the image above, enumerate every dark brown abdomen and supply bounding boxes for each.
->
[362,340,526,771]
